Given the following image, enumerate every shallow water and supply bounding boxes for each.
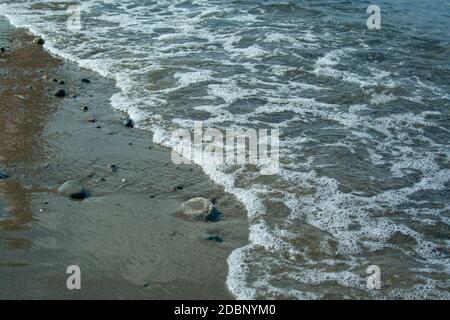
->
[1,0,449,299]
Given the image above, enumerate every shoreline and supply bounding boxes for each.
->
[0,17,249,299]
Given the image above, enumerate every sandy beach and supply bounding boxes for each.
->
[0,18,248,299]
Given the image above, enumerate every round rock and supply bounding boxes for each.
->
[181,197,213,220]
[33,37,45,45]
[123,117,134,128]
[58,180,87,199]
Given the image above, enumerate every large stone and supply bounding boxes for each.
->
[182,197,213,220]
[58,180,87,199]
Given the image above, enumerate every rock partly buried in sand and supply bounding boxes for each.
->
[0,172,9,180]
[81,78,90,83]
[123,117,134,128]
[182,197,213,220]
[58,180,87,200]
[182,197,223,221]
[54,89,67,98]
[33,37,45,45]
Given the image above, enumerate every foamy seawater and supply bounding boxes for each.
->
[1,0,449,299]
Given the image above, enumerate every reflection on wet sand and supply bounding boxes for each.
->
[0,30,58,233]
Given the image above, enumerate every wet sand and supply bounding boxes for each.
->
[0,18,248,299]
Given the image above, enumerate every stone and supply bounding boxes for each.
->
[0,172,9,180]
[33,37,44,45]
[109,164,117,172]
[81,105,88,111]
[59,80,65,85]
[58,180,87,199]
[0,47,5,52]
[81,78,90,83]
[54,89,66,97]
[206,235,224,243]
[181,197,213,220]
[123,117,134,128]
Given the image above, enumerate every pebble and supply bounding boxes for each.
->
[54,89,67,98]
[206,235,224,243]
[0,172,9,180]
[81,105,89,111]
[109,164,117,172]
[33,37,45,45]
[81,78,90,83]
[86,116,96,123]
[123,118,134,128]
[0,47,5,52]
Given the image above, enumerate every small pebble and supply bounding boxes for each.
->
[207,235,224,243]
[54,89,66,98]
[123,118,134,128]
[0,172,9,180]
[33,37,44,45]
